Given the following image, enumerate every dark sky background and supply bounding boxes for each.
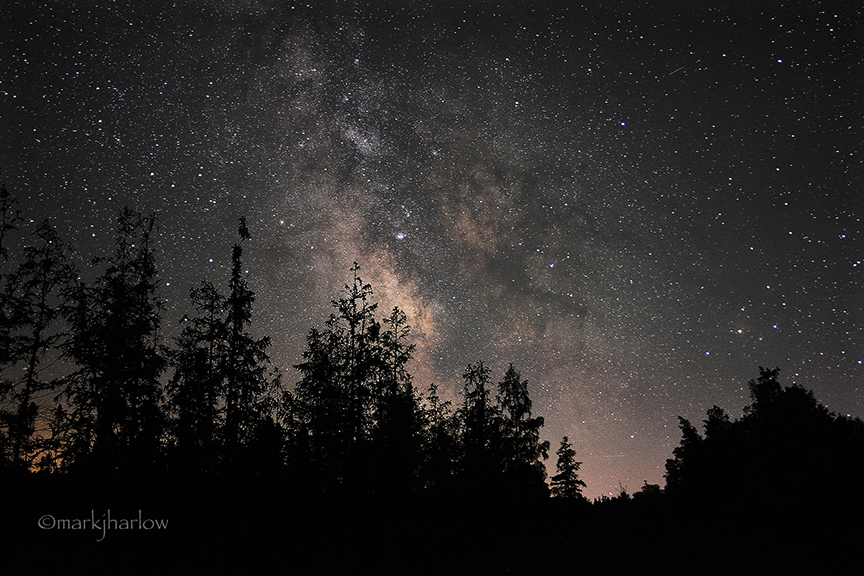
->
[3,0,861,497]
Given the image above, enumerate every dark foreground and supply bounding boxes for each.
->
[2,472,857,575]
[0,477,862,574]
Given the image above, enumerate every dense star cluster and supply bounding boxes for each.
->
[2,1,860,497]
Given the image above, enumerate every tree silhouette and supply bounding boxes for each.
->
[497,364,550,496]
[287,273,560,500]
[702,405,732,440]
[334,262,381,453]
[665,366,864,511]
[167,280,226,473]
[378,306,414,409]
[285,325,346,490]
[58,209,166,474]
[369,306,423,494]
[288,263,384,491]
[419,382,458,491]
[220,217,277,472]
[0,221,76,469]
[657,367,864,574]
[663,415,702,495]
[458,361,502,493]
[550,436,586,500]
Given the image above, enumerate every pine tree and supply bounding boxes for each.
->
[371,306,422,493]
[379,307,414,398]
[419,382,458,491]
[0,221,76,469]
[288,263,383,491]
[59,209,166,474]
[222,217,275,471]
[458,361,502,492]
[550,436,586,499]
[496,364,550,495]
[288,325,348,489]
[168,280,226,473]
[335,262,380,449]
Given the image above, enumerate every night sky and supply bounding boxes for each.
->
[3,0,861,498]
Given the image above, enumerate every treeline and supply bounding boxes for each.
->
[1,193,862,510]
[2,194,863,572]
[0,196,584,501]
[664,366,864,511]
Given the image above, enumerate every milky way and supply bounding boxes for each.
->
[3,0,861,496]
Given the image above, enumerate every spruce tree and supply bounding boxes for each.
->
[458,361,502,492]
[419,382,458,491]
[335,262,380,449]
[221,217,275,471]
[168,280,226,473]
[550,436,587,499]
[371,306,422,493]
[0,221,76,469]
[288,325,348,489]
[289,263,383,491]
[59,209,166,474]
[497,364,550,495]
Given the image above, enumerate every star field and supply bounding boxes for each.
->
[2,0,861,497]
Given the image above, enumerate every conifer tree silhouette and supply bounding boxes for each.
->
[419,382,458,491]
[0,221,76,469]
[370,306,423,494]
[497,364,550,496]
[221,217,275,472]
[458,361,501,493]
[550,436,586,499]
[59,209,166,474]
[289,263,383,491]
[168,280,226,473]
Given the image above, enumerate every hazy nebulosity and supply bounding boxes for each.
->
[3,0,860,496]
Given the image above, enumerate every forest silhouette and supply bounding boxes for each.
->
[1,198,861,573]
